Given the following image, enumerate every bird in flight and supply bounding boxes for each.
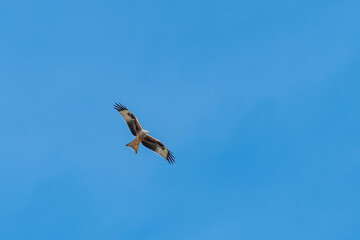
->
[114,103,175,164]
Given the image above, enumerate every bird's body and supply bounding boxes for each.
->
[137,129,149,140]
[114,103,175,164]
[125,130,149,154]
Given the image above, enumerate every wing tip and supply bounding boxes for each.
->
[114,102,128,112]
[167,150,175,164]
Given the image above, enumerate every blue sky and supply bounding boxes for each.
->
[1,0,360,239]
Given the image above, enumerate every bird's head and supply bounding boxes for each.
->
[143,130,149,135]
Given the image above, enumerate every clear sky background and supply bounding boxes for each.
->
[1,1,360,239]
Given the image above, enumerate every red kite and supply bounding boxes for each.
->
[114,103,175,164]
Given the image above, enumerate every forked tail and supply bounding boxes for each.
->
[126,138,141,154]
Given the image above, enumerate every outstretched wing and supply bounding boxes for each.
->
[114,103,142,136]
[141,135,175,164]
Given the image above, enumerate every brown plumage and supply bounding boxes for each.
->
[114,103,175,164]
